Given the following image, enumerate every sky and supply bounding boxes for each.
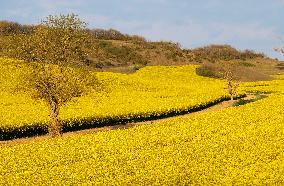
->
[1,0,284,60]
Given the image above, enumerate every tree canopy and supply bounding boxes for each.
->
[6,14,98,137]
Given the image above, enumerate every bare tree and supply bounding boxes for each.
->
[24,63,96,137]
[219,61,239,100]
[6,14,97,137]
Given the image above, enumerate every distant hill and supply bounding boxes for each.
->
[0,20,283,80]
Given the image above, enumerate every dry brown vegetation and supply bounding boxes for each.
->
[0,19,283,80]
[196,59,278,82]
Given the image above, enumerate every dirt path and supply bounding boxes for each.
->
[0,95,256,147]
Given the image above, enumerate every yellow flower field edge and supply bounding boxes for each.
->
[0,91,283,185]
[0,58,234,140]
[0,94,230,140]
[61,95,229,130]
[239,74,284,94]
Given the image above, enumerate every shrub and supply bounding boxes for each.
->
[188,44,265,63]
[0,21,34,35]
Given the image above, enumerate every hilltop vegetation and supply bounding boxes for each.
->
[0,20,283,78]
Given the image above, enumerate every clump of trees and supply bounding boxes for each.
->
[94,40,148,67]
[87,28,146,42]
[5,14,98,137]
[0,21,34,35]
[0,20,147,42]
[87,28,127,40]
[187,44,265,63]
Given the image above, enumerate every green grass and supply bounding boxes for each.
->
[233,94,268,106]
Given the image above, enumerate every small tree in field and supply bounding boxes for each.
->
[24,63,96,137]
[219,61,239,100]
[7,14,96,137]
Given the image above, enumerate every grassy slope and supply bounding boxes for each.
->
[1,33,283,77]
[0,80,283,185]
[86,39,192,74]
[196,58,284,82]
[88,40,284,80]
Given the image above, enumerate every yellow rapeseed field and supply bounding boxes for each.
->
[0,58,230,138]
[0,83,283,185]
[0,57,283,184]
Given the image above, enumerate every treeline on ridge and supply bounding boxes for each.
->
[0,20,146,41]
[0,20,267,70]
[185,45,265,63]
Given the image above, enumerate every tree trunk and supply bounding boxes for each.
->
[228,79,234,100]
[48,99,62,137]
